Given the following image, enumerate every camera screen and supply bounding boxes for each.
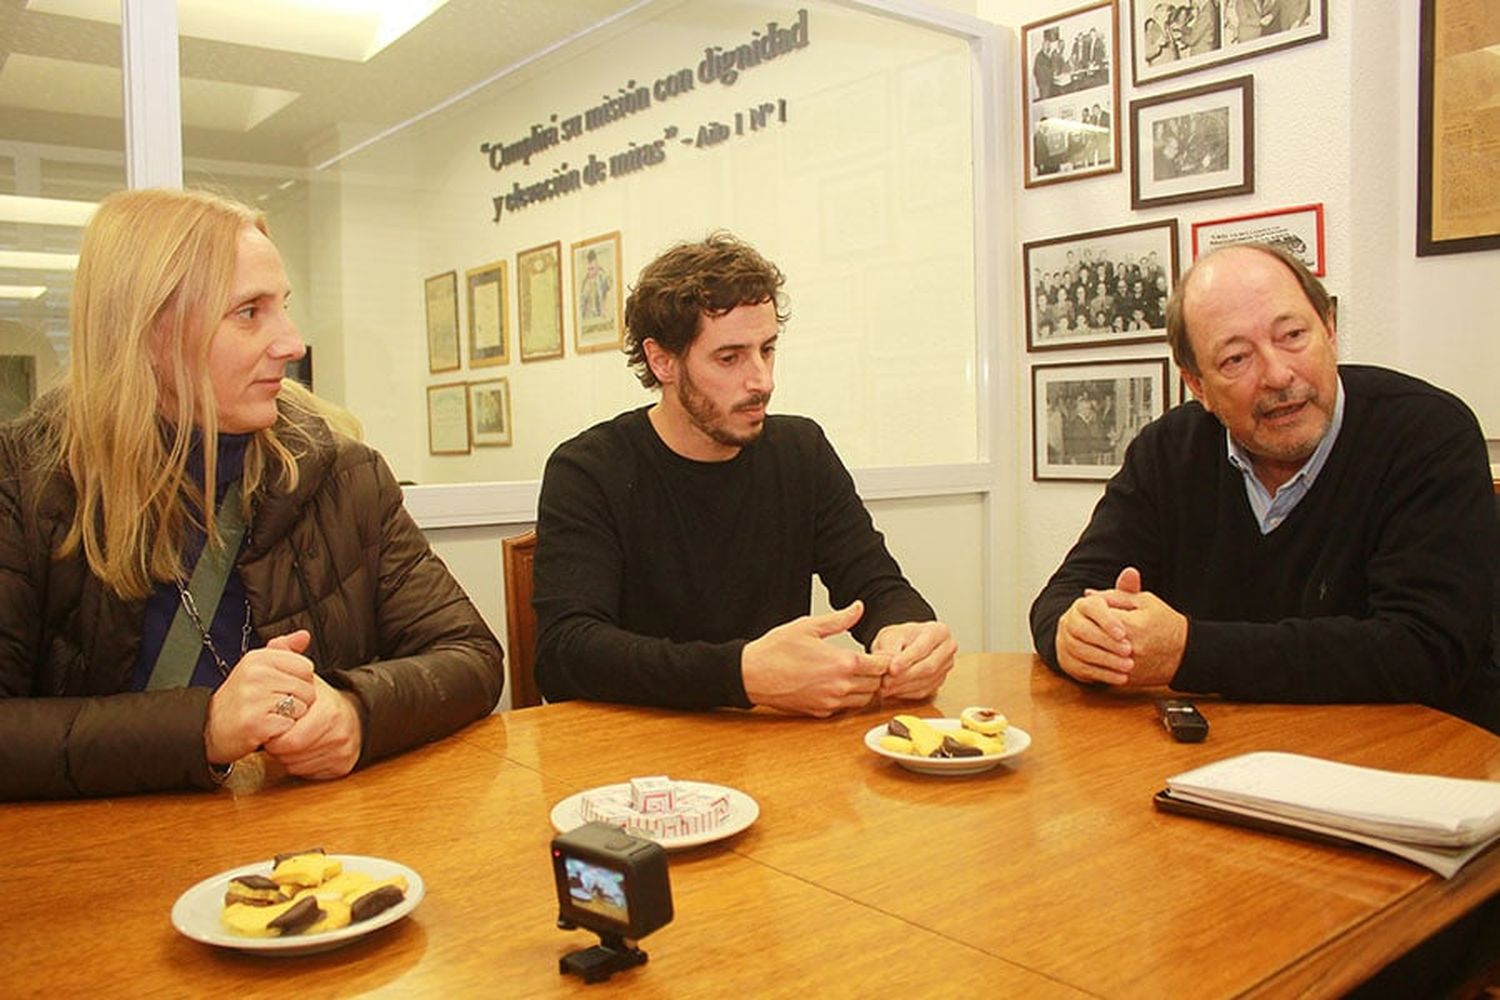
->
[563,856,629,925]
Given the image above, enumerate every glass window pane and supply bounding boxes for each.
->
[0,4,127,415]
[180,0,979,483]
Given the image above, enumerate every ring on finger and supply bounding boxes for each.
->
[273,694,297,719]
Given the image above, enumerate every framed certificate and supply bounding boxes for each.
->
[466,260,509,367]
[424,271,460,374]
[517,241,565,362]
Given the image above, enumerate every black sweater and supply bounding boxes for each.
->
[1030,365,1500,724]
[533,409,934,709]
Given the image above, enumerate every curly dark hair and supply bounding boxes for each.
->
[624,232,788,388]
[1166,241,1335,376]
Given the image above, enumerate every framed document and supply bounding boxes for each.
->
[468,377,512,447]
[1130,75,1254,210]
[466,260,509,367]
[1127,0,1328,87]
[570,231,624,354]
[517,241,565,362]
[1417,0,1500,256]
[1021,1,1121,188]
[1033,358,1170,481]
[1023,218,1179,352]
[1192,203,1325,274]
[424,271,460,374]
[426,382,470,455]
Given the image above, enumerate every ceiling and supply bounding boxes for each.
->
[0,0,644,172]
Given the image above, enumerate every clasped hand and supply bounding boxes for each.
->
[741,602,956,717]
[1055,566,1187,688]
[203,629,363,779]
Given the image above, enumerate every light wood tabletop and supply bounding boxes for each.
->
[5,653,1499,998]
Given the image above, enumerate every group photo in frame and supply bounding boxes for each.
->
[426,382,471,456]
[1033,358,1171,481]
[570,231,624,354]
[1022,0,1122,187]
[1023,218,1180,351]
[468,377,513,448]
[465,260,509,367]
[1128,0,1328,86]
[1130,75,1254,210]
[1417,0,1500,256]
[1191,202,1325,274]
[423,270,460,374]
[517,241,565,362]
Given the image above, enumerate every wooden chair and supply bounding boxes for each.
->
[501,528,541,709]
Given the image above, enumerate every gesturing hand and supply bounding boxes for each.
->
[203,629,317,765]
[873,620,957,700]
[742,601,891,717]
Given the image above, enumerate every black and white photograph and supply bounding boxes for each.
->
[1130,75,1254,210]
[1192,202,1325,273]
[1022,1,1121,188]
[1128,0,1328,86]
[1033,358,1170,481]
[1023,218,1180,352]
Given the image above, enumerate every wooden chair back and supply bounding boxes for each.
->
[501,528,541,709]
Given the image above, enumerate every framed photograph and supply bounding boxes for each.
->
[423,271,460,374]
[517,241,565,362]
[1417,0,1500,256]
[468,377,513,447]
[0,355,35,421]
[1033,358,1170,481]
[466,260,509,367]
[1191,203,1325,274]
[1128,0,1328,87]
[1130,75,1254,210]
[1023,218,1180,351]
[570,232,624,354]
[426,382,470,456]
[1021,1,1121,188]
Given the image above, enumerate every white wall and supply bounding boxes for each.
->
[422,1,1499,692]
[307,0,978,486]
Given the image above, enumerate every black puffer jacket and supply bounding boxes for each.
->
[0,407,503,799]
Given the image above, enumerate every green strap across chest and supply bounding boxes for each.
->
[144,487,247,691]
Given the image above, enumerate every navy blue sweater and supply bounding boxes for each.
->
[534,409,934,709]
[1030,366,1500,727]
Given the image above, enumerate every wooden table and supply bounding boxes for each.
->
[6,654,1500,998]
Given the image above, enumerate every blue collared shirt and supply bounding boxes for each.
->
[1226,375,1345,534]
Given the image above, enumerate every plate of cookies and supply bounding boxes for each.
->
[864,706,1031,776]
[171,849,424,955]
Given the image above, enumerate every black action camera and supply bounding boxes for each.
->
[551,822,674,983]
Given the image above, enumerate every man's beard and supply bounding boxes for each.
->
[676,367,770,450]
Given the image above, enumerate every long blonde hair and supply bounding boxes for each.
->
[44,188,320,600]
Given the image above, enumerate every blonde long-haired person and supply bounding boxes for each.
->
[0,189,503,799]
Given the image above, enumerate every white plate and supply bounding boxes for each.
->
[171,854,424,956]
[551,781,759,850]
[864,718,1032,775]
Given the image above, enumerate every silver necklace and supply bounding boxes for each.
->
[174,580,253,678]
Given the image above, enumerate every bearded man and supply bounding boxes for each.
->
[533,233,954,714]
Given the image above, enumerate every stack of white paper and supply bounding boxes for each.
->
[1161,751,1500,877]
